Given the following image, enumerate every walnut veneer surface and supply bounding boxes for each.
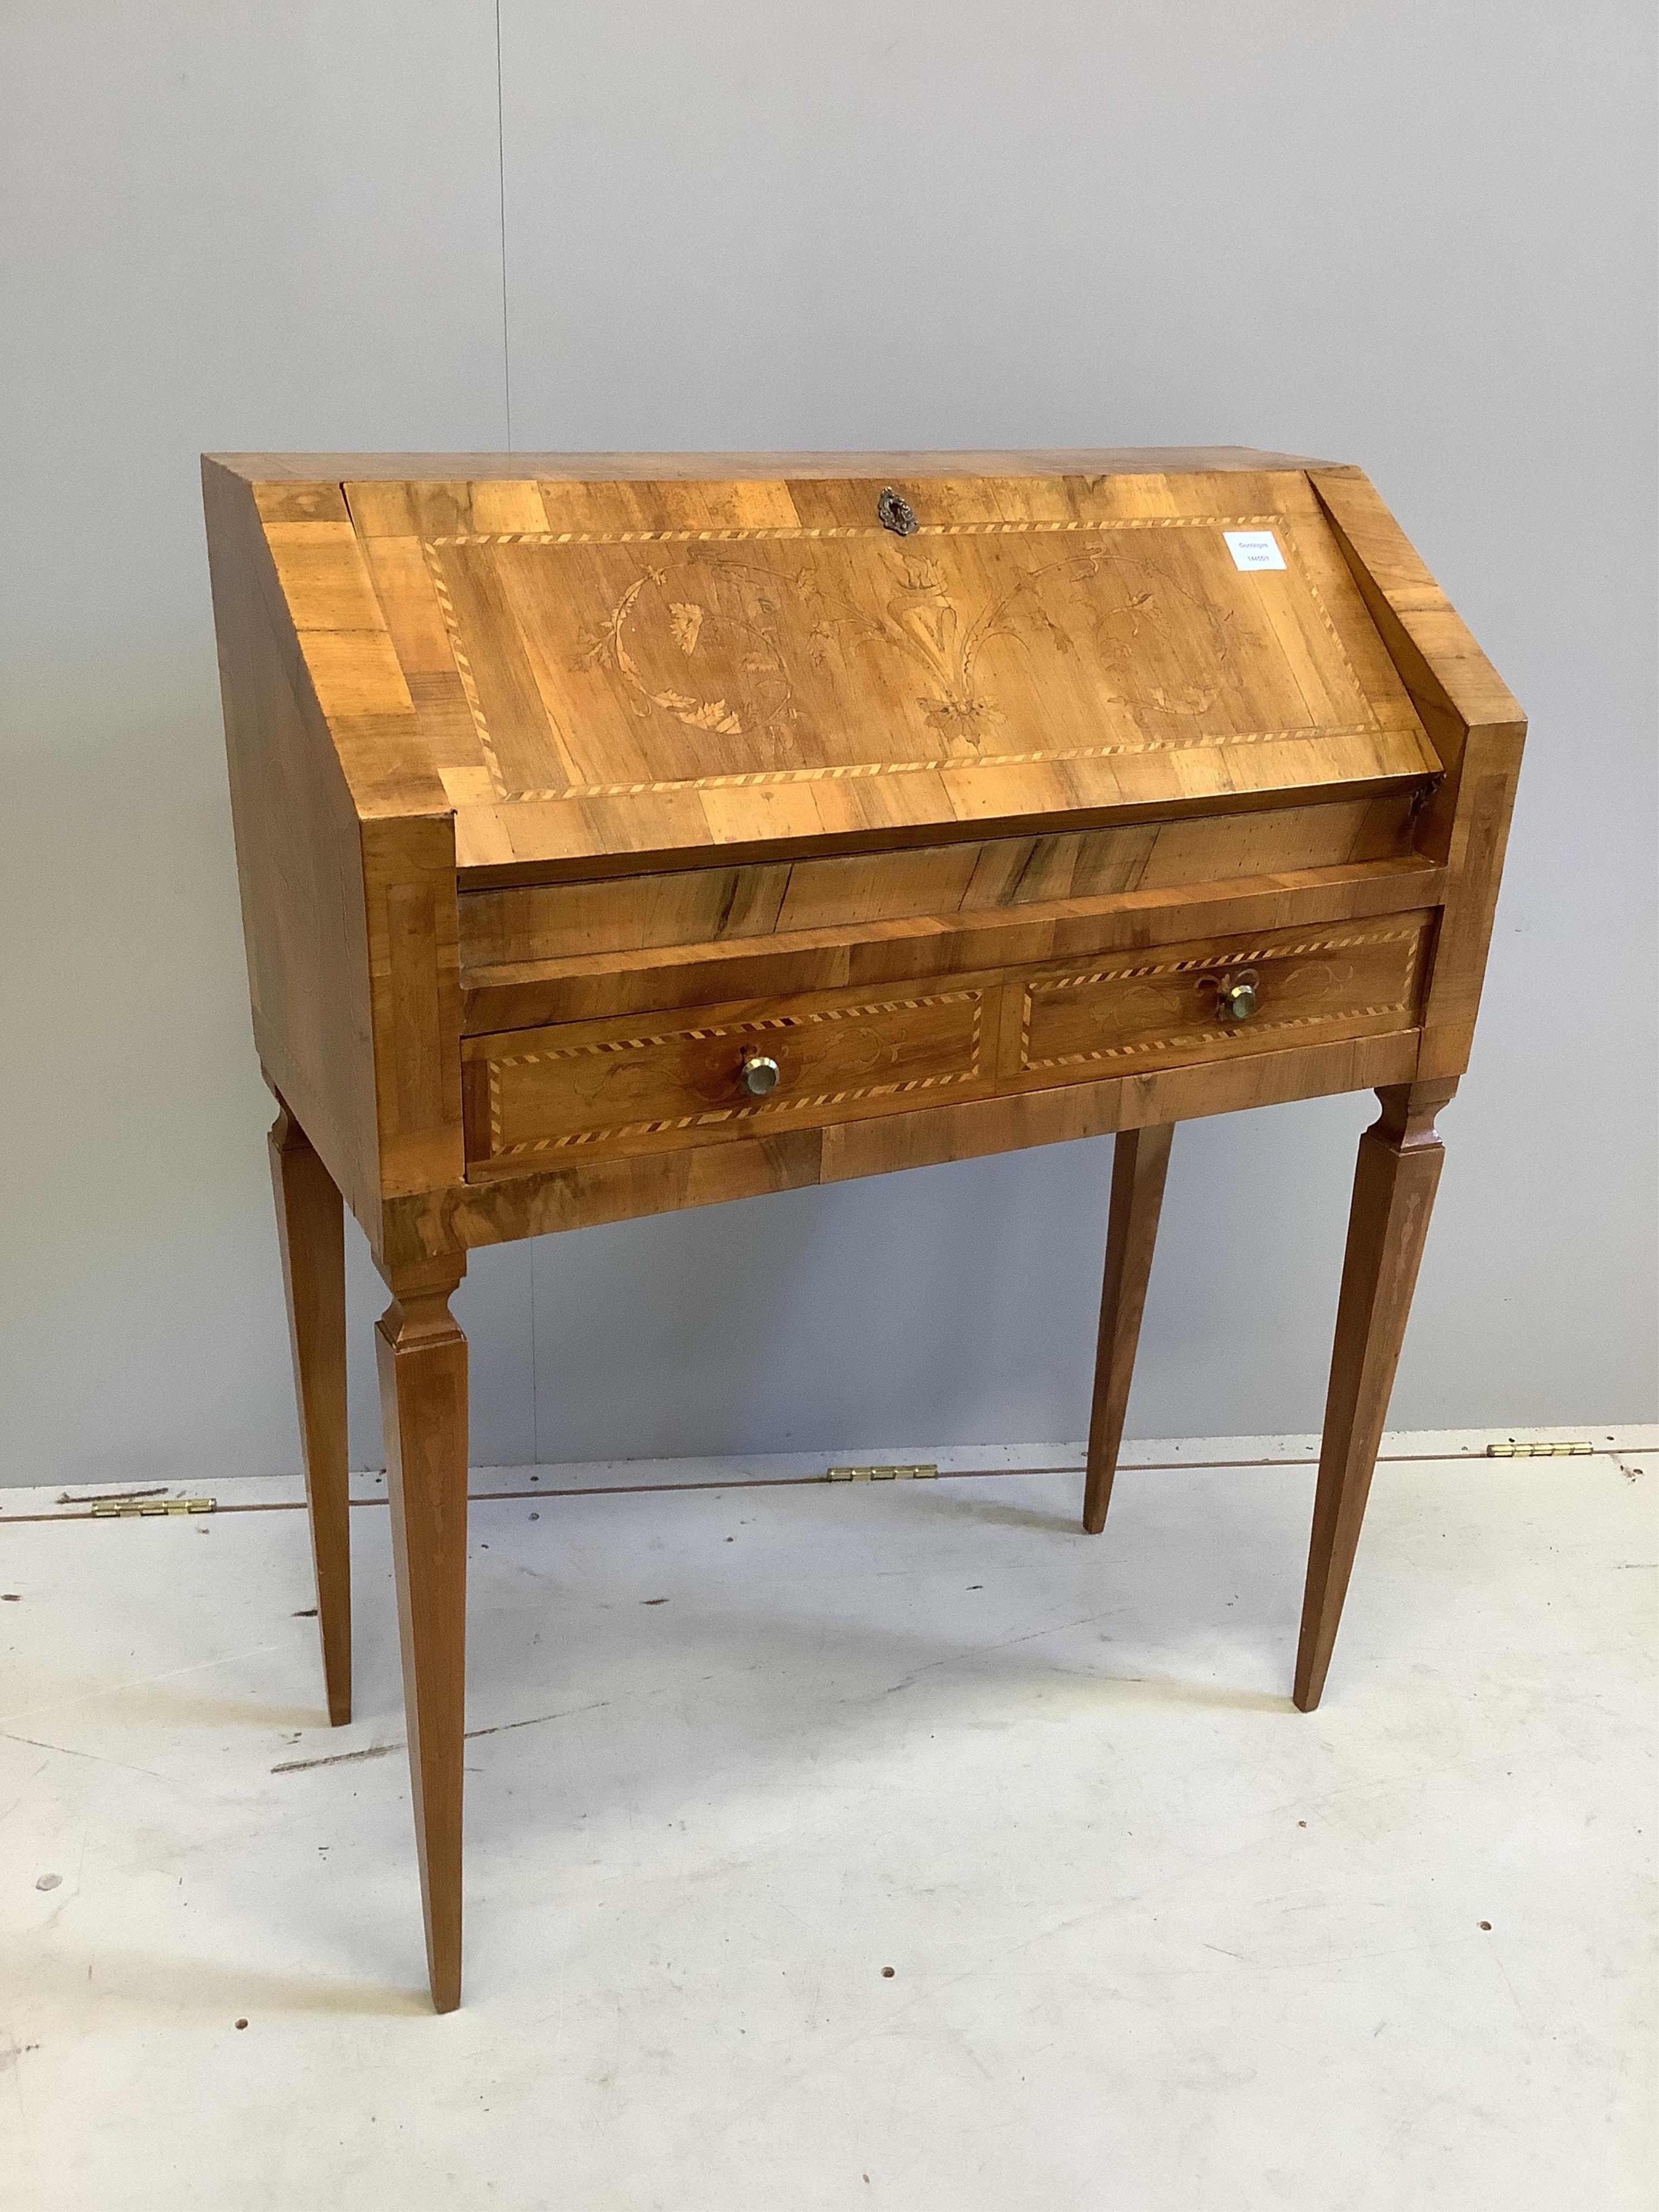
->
[204,448,1524,2011]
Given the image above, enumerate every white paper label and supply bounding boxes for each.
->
[1224,530,1286,572]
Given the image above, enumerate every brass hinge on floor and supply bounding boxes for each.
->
[1485,1441,1593,1459]
[89,1496,217,1518]
[826,1464,938,1482]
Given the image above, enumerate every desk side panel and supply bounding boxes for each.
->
[203,460,381,1228]
[242,480,467,1219]
[359,810,467,1208]
[1310,471,1526,1082]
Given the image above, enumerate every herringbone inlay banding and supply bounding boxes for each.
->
[484,989,986,1158]
[1019,926,1425,1073]
[421,512,1382,805]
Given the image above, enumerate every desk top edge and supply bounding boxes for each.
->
[204,446,1351,485]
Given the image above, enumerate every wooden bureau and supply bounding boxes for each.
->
[203,448,1523,2011]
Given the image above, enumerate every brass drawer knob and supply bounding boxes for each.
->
[1211,971,1259,1023]
[740,1051,782,1096]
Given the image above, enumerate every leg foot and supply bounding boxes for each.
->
[1294,1082,1454,1711]
[269,1103,352,1725]
[377,1260,469,2012]
[1083,1123,1174,1534]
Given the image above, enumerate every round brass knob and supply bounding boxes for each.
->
[1213,972,1259,1023]
[740,1051,781,1096]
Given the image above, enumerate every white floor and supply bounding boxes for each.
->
[2,1434,1654,2211]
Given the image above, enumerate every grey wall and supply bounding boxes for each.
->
[2,1,1653,1486]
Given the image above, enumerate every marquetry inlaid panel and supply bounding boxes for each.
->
[424,514,1380,801]
[462,981,992,1173]
[460,908,1434,1177]
[338,470,1440,873]
[1014,912,1434,1085]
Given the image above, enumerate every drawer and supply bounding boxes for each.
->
[463,979,995,1175]
[462,909,1435,1179]
[455,795,1428,1033]
[1010,911,1434,1087]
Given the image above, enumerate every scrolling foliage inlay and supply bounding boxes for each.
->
[421,516,1379,804]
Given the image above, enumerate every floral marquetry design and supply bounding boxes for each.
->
[576,565,793,741]
[420,514,1383,805]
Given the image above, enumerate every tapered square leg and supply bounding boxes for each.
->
[268,1102,352,1727]
[1294,1081,1455,1712]
[1083,1122,1175,1534]
[376,1260,469,2014]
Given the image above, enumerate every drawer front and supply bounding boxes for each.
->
[1012,912,1433,1086]
[464,982,993,1173]
[457,797,1421,973]
[462,909,1434,1178]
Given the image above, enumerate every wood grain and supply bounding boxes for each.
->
[464,979,990,1172]
[458,858,1441,1034]
[413,496,1422,801]
[313,466,1441,878]
[458,795,1417,967]
[461,912,1432,1177]
[217,447,1341,487]
[268,1102,351,1727]
[203,464,382,1231]
[1082,1124,1175,1535]
[376,1262,469,2014]
[203,460,466,1254]
[1294,1080,1455,1711]
[1310,469,1525,1082]
[1014,911,1433,1085]
[388,1026,1422,1265]
[205,446,1523,2009]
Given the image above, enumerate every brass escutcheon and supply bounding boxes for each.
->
[876,486,919,536]
[1204,969,1259,1023]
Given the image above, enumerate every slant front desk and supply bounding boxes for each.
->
[204,449,1523,2011]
